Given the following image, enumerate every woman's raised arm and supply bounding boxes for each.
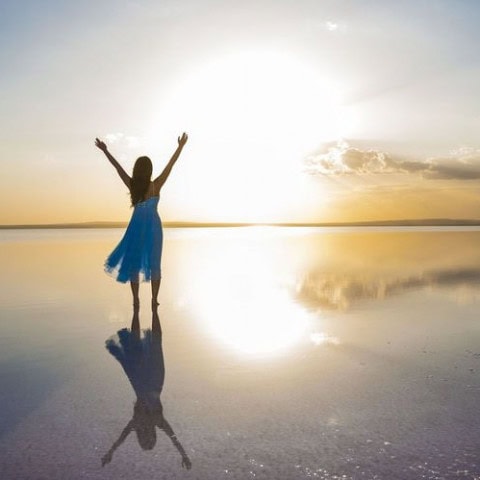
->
[95,138,131,189]
[153,133,188,191]
[159,417,192,469]
[101,420,134,466]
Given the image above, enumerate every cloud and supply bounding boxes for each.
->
[105,132,143,149]
[325,21,339,31]
[422,158,480,180]
[305,141,480,180]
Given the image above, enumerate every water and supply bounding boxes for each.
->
[1,227,479,479]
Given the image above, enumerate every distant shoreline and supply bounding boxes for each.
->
[2,219,480,229]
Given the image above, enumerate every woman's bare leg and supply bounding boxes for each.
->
[151,277,161,310]
[130,279,140,309]
[131,310,140,338]
[152,308,162,337]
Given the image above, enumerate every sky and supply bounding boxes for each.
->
[1,0,480,224]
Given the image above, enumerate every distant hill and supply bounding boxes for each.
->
[1,219,480,229]
[277,218,480,227]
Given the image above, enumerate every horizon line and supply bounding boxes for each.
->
[2,218,480,229]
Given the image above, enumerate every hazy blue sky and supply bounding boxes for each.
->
[2,0,480,223]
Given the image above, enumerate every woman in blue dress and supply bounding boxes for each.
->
[95,133,188,310]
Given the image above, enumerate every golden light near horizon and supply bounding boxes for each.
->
[147,50,351,222]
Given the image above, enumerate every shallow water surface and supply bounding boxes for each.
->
[1,227,479,479]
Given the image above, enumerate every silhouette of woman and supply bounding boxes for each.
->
[95,133,188,310]
[102,311,191,469]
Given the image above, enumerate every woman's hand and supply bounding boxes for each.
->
[101,452,113,467]
[177,132,188,147]
[181,456,192,469]
[95,138,108,152]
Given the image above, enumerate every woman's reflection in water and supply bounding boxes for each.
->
[102,308,191,469]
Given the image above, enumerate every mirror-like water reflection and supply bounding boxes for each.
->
[0,227,479,479]
[168,228,480,356]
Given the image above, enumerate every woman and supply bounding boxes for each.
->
[95,133,188,310]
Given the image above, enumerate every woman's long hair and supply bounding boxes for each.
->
[130,156,153,206]
[134,401,158,450]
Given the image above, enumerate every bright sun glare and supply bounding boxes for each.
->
[149,50,348,221]
[157,50,346,150]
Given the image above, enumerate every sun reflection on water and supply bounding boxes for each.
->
[195,282,312,356]
[178,231,315,357]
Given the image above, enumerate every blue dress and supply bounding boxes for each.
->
[105,196,162,283]
[105,328,164,409]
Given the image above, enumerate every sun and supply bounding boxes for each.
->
[156,49,345,148]
[148,50,347,222]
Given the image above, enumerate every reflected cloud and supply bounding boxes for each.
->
[102,311,191,469]
[310,332,340,346]
[296,267,480,311]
